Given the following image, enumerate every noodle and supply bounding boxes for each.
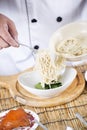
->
[56,36,87,57]
[35,49,65,88]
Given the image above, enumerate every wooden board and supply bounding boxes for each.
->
[0,68,85,107]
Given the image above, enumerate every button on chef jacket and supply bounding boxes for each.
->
[0,0,87,75]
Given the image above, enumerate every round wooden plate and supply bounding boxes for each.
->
[0,69,85,107]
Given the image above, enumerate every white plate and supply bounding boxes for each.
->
[18,67,77,98]
[0,109,39,130]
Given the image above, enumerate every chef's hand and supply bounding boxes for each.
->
[0,14,19,49]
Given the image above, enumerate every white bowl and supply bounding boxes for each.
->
[85,71,87,81]
[0,109,39,130]
[18,68,77,98]
[49,21,87,65]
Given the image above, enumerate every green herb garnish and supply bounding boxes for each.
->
[35,81,62,90]
[35,82,44,89]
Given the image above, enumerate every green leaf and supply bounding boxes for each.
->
[35,81,62,90]
[35,82,43,89]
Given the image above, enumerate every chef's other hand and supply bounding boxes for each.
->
[0,14,18,49]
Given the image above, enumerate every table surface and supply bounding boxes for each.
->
[0,66,87,130]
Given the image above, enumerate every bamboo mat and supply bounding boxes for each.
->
[0,66,87,130]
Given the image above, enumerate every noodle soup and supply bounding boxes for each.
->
[49,21,87,64]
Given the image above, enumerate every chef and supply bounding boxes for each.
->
[0,0,87,75]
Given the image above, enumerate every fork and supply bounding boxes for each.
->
[18,42,39,54]
[15,42,39,63]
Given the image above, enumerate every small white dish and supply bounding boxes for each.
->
[85,71,87,81]
[18,67,77,98]
[0,109,39,130]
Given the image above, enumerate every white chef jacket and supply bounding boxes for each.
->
[0,0,87,75]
